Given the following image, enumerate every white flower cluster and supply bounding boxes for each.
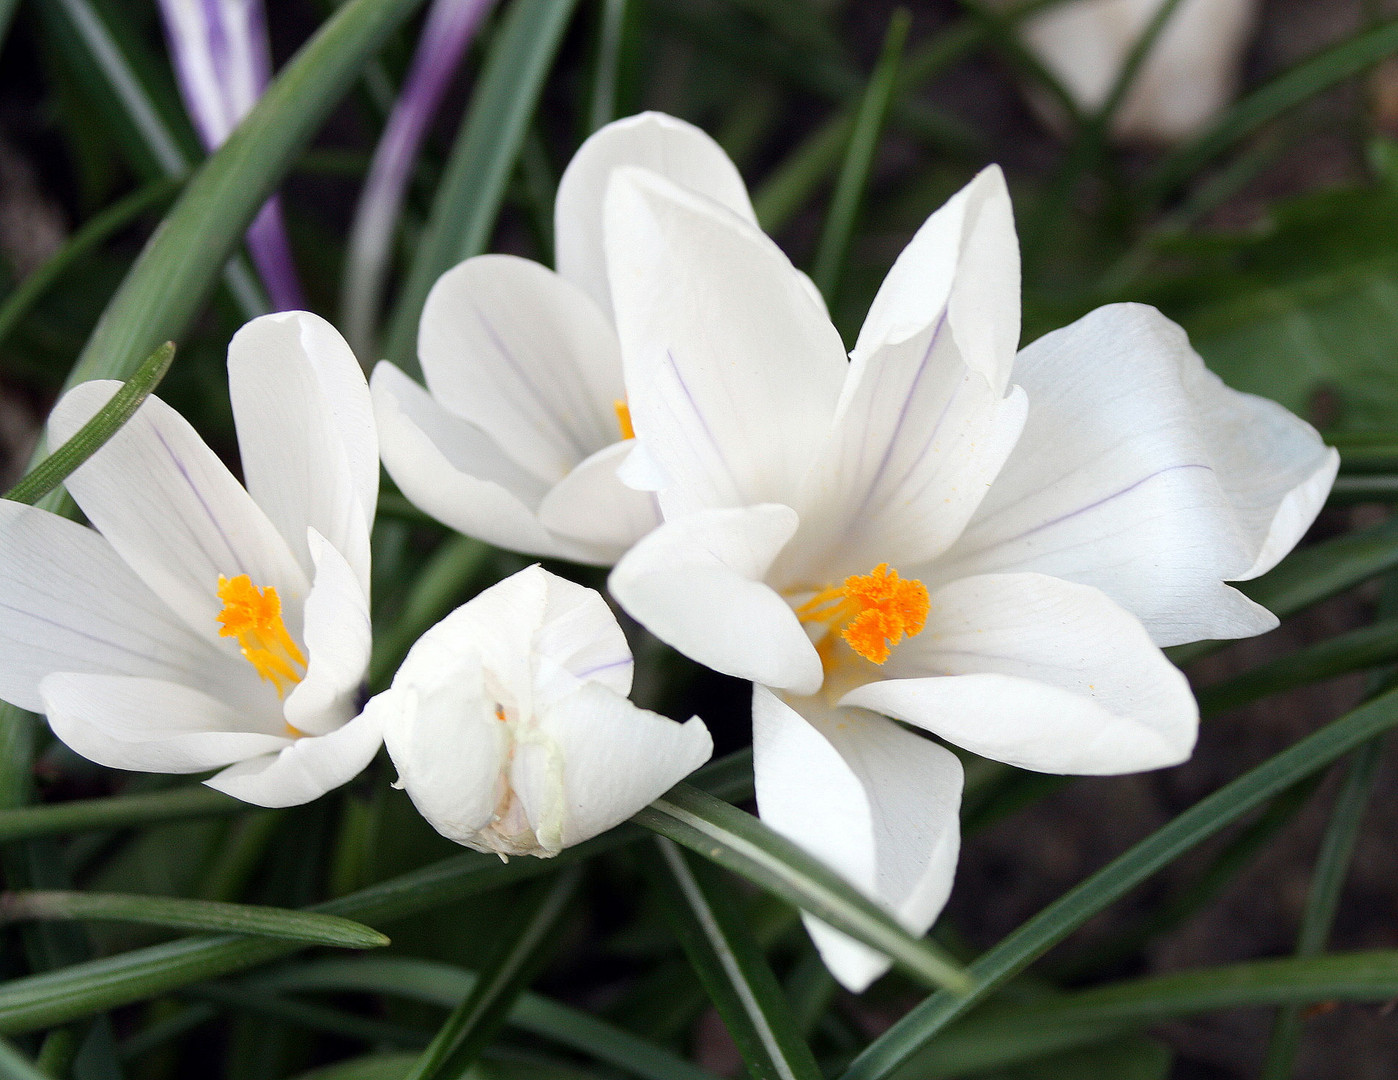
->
[0,113,1335,992]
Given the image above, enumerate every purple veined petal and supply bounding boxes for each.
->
[342,0,498,358]
[156,0,304,311]
[246,196,305,312]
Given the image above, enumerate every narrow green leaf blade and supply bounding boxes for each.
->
[403,868,580,1080]
[588,0,629,132]
[811,9,909,301]
[253,956,723,1080]
[0,891,389,950]
[895,951,1398,1079]
[1262,737,1386,1079]
[63,0,430,392]
[1146,18,1398,201]
[634,784,970,994]
[0,755,750,1033]
[647,838,823,1080]
[1197,616,1398,716]
[0,1035,51,1080]
[0,786,242,845]
[5,342,175,506]
[40,0,266,318]
[839,684,1398,1080]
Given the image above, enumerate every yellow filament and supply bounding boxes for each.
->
[216,575,307,697]
[795,563,930,665]
[613,399,636,441]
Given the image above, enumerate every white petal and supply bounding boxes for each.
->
[845,573,1197,774]
[406,565,545,713]
[528,566,635,704]
[0,500,255,713]
[206,705,384,808]
[1184,358,1338,581]
[853,167,1020,394]
[372,363,608,564]
[791,321,1027,579]
[48,382,308,641]
[41,673,289,773]
[556,111,757,316]
[515,681,712,854]
[283,531,372,737]
[418,255,625,481]
[938,304,1335,646]
[605,167,847,515]
[536,440,662,559]
[389,565,633,717]
[608,505,822,694]
[228,312,377,592]
[378,648,504,845]
[752,687,962,992]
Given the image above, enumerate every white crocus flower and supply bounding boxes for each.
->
[606,165,1337,990]
[371,111,763,565]
[371,565,712,858]
[997,0,1259,141]
[0,312,383,808]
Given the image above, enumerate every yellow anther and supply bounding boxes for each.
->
[795,563,930,665]
[216,574,307,697]
[613,399,636,441]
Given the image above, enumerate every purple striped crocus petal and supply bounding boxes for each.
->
[158,0,304,311]
[342,0,497,357]
[247,196,305,312]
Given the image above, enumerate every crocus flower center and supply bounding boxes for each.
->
[795,563,930,667]
[613,399,636,441]
[216,574,307,698]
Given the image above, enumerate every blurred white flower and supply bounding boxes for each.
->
[372,565,712,859]
[372,111,762,565]
[0,312,382,807]
[1002,0,1259,141]
[606,163,1337,989]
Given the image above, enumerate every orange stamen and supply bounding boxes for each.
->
[613,399,636,441]
[795,563,929,665]
[216,574,307,697]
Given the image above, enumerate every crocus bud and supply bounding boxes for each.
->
[371,565,712,858]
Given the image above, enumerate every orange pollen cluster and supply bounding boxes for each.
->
[613,399,636,441]
[216,574,307,697]
[795,563,930,665]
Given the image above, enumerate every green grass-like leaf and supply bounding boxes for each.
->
[0,1035,51,1080]
[647,838,823,1080]
[635,784,970,994]
[254,956,723,1080]
[1146,18,1398,202]
[811,8,909,302]
[0,891,389,950]
[891,950,1398,1079]
[62,0,429,393]
[1196,617,1398,716]
[838,684,1398,1080]
[0,785,242,845]
[4,341,174,506]
[402,868,580,1080]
